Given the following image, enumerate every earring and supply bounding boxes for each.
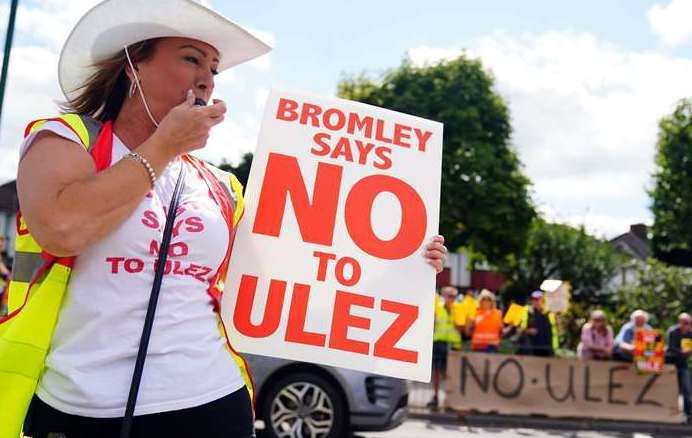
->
[128,81,136,98]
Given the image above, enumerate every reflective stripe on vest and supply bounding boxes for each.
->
[0,115,251,438]
[1,114,101,438]
[433,300,461,349]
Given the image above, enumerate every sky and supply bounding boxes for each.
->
[1,0,692,239]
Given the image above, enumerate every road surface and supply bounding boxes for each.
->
[357,419,686,438]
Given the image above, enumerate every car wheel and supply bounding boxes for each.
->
[260,372,348,438]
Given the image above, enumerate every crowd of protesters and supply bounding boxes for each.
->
[430,286,692,420]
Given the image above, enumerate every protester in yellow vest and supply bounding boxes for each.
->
[0,3,450,435]
[520,290,559,357]
[429,286,463,408]
[454,287,478,328]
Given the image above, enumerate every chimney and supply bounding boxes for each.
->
[630,224,648,240]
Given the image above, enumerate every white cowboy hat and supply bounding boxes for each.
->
[59,0,272,100]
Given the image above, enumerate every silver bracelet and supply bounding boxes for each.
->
[125,152,157,187]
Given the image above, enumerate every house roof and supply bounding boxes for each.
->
[0,180,18,213]
[610,226,651,261]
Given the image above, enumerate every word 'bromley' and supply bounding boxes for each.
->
[276,98,434,152]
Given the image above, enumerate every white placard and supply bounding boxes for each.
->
[221,89,443,382]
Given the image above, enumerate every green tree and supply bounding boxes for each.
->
[613,258,692,331]
[338,56,535,265]
[503,219,623,305]
[219,152,253,189]
[651,99,692,267]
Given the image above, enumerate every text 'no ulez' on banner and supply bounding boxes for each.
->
[222,89,443,382]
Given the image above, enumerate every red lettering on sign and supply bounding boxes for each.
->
[323,108,346,131]
[374,300,419,363]
[313,251,336,281]
[276,98,299,122]
[234,275,286,338]
[374,147,392,170]
[414,128,433,152]
[285,283,327,347]
[375,119,392,144]
[393,123,412,148]
[335,256,361,287]
[311,133,389,169]
[329,291,374,355]
[347,113,374,138]
[345,175,426,260]
[311,132,331,156]
[300,103,323,127]
[253,153,342,245]
[330,137,354,162]
[354,140,375,165]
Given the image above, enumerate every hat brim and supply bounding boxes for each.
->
[59,0,272,100]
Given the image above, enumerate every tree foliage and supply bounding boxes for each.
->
[218,152,253,189]
[337,56,535,265]
[613,258,692,330]
[502,219,623,305]
[651,99,692,267]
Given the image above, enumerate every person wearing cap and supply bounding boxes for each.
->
[0,1,451,436]
[466,289,503,353]
[429,286,463,408]
[519,290,559,357]
[577,310,613,360]
[666,313,692,420]
[613,309,651,362]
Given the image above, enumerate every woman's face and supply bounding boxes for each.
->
[592,317,605,329]
[134,37,220,117]
[480,298,492,311]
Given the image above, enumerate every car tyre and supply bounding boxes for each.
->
[260,371,348,438]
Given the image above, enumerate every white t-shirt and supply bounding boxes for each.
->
[21,122,244,417]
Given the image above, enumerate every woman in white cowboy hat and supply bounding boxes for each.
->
[8,0,448,436]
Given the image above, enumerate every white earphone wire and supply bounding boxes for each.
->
[124,45,159,128]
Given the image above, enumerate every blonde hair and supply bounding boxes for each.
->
[440,286,458,297]
[59,39,159,121]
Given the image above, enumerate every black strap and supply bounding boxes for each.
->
[120,164,186,438]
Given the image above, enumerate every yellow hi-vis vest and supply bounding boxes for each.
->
[0,114,251,438]
[432,295,462,349]
[520,306,559,352]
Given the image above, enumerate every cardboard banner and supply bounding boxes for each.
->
[446,352,681,423]
[221,90,443,381]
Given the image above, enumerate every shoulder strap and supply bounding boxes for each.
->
[121,165,186,438]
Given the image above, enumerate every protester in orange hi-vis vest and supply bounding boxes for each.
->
[466,289,503,353]
[1,1,453,437]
